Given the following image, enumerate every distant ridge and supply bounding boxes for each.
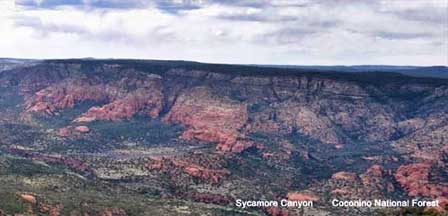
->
[254,64,448,79]
[1,58,447,79]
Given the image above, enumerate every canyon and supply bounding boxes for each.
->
[0,59,446,215]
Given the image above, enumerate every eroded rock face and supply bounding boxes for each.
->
[57,126,90,137]
[17,63,446,160]
[75,126,90,133]
[261,141,294,162]
[323,100,397,143]
[393,115,448,162]
[164,87,255,153]
[17,192,63,216]
[316,165,396,200]
[25,79,111,115]
[184,192,231,205]
[147,155,230,184]
[360,165,395,195]
[25,75,163,121]
[331,171,358,182]
[19,193,37,205]
[277,103,342,146]
[57,126,72,137]
[75,81,163,122]
[41,204,63,216]
[98,208,128,216]
[286,192,319,201]
[266,207,290,216]
[9,148,93,175]
[4,61,448,214]
[395,163,448,198]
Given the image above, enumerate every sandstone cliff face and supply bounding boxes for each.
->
[24,79,111,115]
[277,103,342,146]
[163,87,255,153]
[75,75,163,122]
[14,62,446,158]
[25,74,163,121]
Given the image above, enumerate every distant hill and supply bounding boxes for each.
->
[0,58,39,72]
[255,64,448,79]
[1,58,447,79]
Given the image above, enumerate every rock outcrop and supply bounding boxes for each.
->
[183,192,231,205]
[395,163,448,198]
[25,79,111,115]
[75,84,163,122]
[266,207,290,216]
[312,165,396,200]
[25,75,163,121]
[331,171,358,182]
[147,155,230,184]
[393,115,448,162]
[19,193,37,205]
[164,87,256,153]
[17,192,62,216]
[277,103,342,146]
[286,192,319,201]
[75,125,90,133]
[57,125,90,137]
[9,148,93,176]
[98,208,128,216]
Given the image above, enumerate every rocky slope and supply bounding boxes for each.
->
[0,59,447,215]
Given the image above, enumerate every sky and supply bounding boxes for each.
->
[0,0,447,66]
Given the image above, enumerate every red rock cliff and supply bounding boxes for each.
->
[164,87,255,153]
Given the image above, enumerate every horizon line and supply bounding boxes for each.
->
[1,57,447,68]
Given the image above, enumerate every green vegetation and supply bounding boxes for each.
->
[89,116,183,146]
[35,101,106,129]
[45,59,448,87]
[0,155,256,215]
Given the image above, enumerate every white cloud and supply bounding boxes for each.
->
[0,0,446,65]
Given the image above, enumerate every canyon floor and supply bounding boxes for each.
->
[0,59,447,216]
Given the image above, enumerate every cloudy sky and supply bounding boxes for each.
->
[0,0,447,65]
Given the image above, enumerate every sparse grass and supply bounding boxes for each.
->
[0,155,256,215]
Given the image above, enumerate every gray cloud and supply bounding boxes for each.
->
[390,9,447,24]
[14,0,299,13]
[16,0,79,8]
[14,15,88,35]
[14,0,267,11]
[217,13,298,22]
[259,28,318,45]
[15,0,149,9]
[375,31,434,40]
[13,14,178,46]
[154,1,200,14]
